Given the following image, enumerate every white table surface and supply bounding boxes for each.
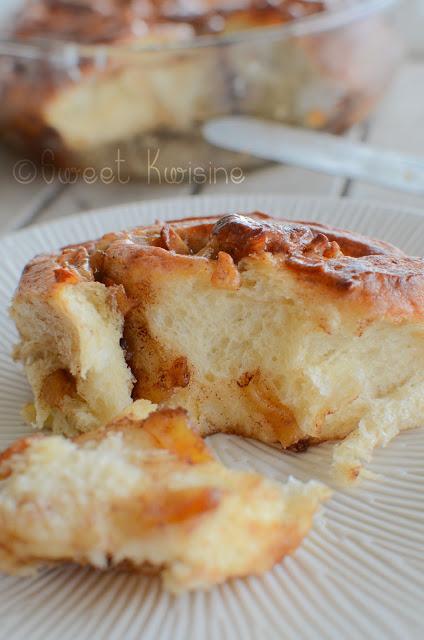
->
[0,10,423,231]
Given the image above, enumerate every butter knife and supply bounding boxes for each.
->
[203,116,424,195]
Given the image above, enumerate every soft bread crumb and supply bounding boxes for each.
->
[332,384,424,482]
[0,403,330,592]
[143,262,424,482]
[12,280,134,436]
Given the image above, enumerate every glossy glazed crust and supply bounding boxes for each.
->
[16,246,94,298]
[15,212,424,323]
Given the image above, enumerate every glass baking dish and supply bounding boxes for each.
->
[0,1,401,181]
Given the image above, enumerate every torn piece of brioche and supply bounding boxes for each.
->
[11,248,134,436]
[0,401,329,593]
[12,212,424,482]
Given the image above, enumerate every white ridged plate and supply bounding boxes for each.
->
[0,195,423,640]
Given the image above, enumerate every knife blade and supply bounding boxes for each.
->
[203,116,424,195]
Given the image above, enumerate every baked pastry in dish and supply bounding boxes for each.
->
[12,213,424,482]
[12,0,327,41]
[0,1,397,177]
[0,400,329,591]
